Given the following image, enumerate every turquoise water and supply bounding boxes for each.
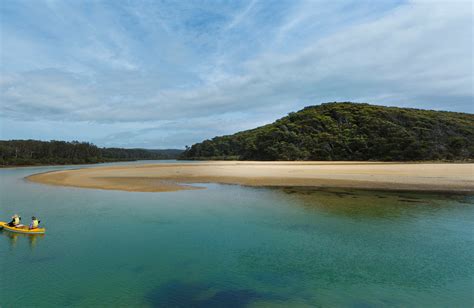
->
[1,162,473,307]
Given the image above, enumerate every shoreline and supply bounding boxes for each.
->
[0,159,179,169]
[4,159,474,169]
[26,161,474,193]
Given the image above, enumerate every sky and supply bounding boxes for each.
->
[0,0,472,149]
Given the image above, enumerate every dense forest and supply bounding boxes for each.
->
[181,102,474,161]
[0,140,183,166]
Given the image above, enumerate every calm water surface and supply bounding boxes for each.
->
[1,161,473,307]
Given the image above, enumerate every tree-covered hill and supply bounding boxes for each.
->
[0,140,183,166]
[181,103,474,161]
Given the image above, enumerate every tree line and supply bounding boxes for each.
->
[181,102,474,161]
[0,140,183,166]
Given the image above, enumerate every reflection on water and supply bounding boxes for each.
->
[1,230,44,250]
[0,164,473,307]
[279,186,473,219]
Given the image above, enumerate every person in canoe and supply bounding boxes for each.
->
[7,214,21,227]
[29,216,41,230]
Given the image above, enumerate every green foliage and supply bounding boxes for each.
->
[0,140,183,166]
[181,102,474,161]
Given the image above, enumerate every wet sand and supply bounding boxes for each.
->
[26,161,474,193]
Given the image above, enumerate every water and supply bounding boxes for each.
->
[1,162,473,307]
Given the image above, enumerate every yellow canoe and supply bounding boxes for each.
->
[0,221,46,234]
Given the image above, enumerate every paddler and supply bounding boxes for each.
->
[29,216,41,230]
[8,214,21,227]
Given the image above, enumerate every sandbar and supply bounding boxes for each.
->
[25,161,474,193]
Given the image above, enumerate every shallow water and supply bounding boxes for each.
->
[1,162,473,307]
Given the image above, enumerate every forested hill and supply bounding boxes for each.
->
[181,102,474,161]
[0,140,183,166]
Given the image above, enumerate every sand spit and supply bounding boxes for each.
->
[26,161,474,193]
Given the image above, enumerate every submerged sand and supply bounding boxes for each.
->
[26,161,474,193]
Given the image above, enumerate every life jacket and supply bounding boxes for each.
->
[13,216,20,225]
[32,219,39,228]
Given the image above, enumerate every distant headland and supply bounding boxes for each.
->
[181,102,474,161]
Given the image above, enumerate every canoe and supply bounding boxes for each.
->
[0,221,46,234]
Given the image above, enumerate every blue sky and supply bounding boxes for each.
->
[0,0,472,148]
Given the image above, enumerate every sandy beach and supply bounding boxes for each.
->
[26,161,474,193]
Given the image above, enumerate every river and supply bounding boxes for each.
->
[1,161,473,307]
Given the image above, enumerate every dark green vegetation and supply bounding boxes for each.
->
[0,140,183,166]
[181,102,474,161]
